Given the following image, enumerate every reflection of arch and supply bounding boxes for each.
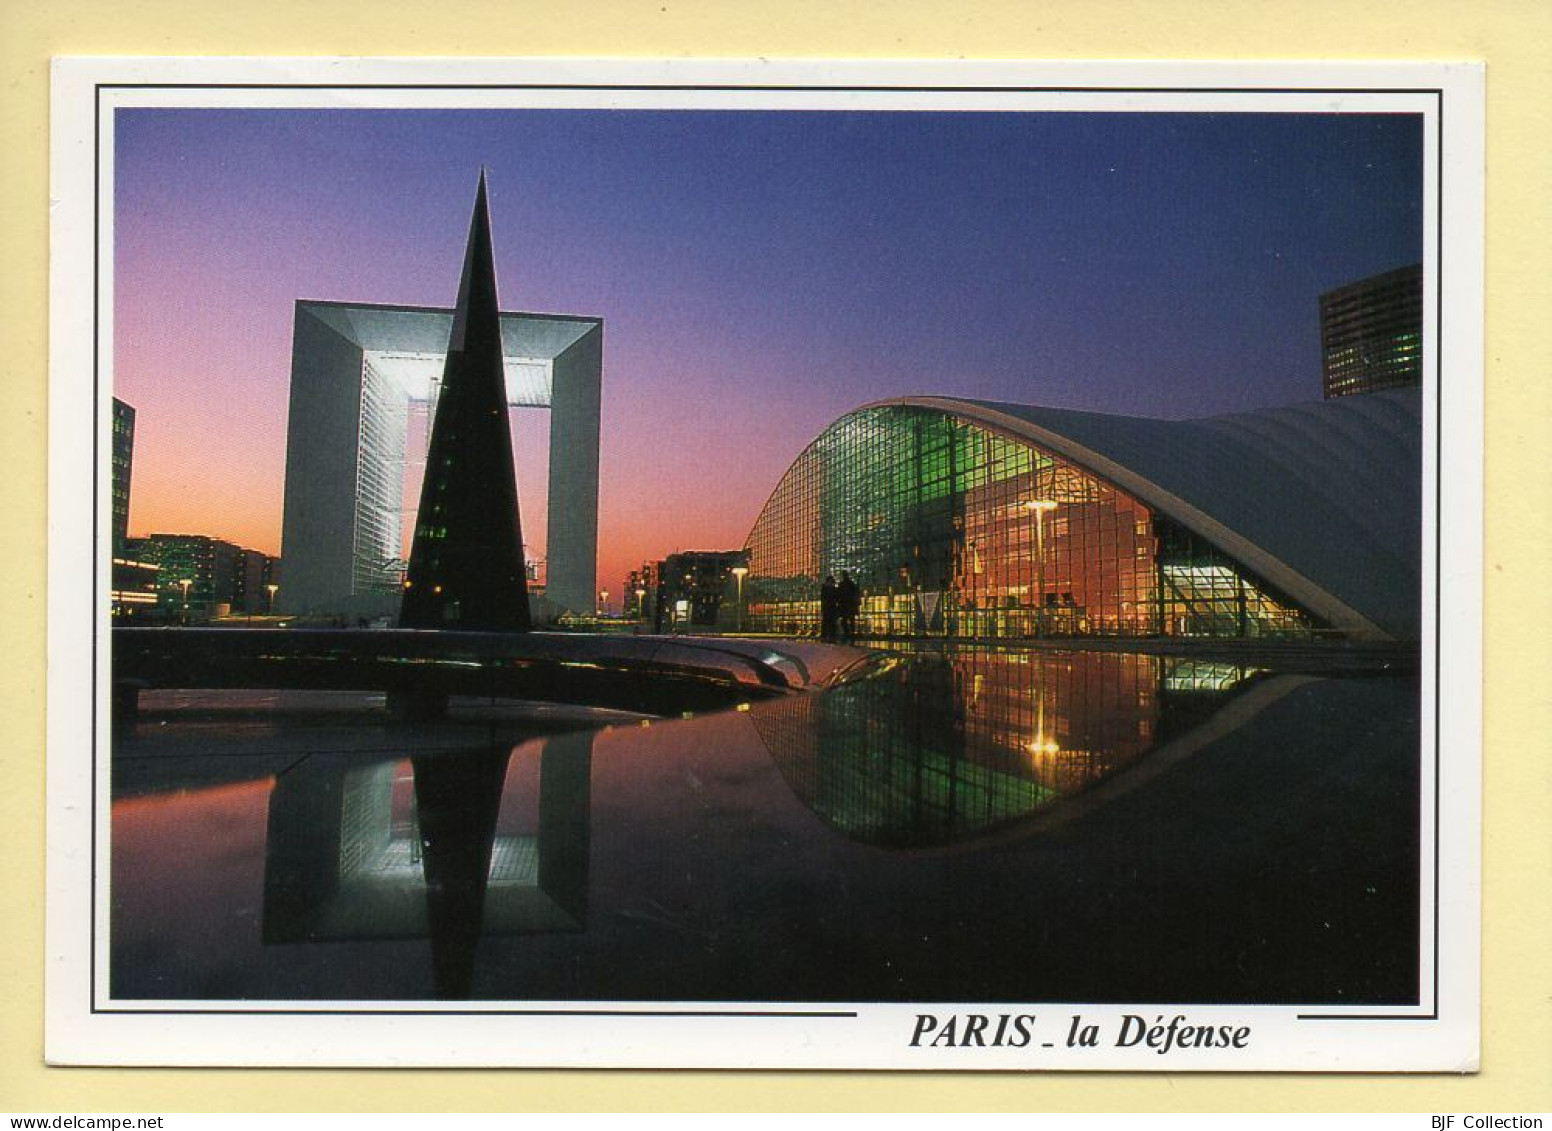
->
[262,731,592,999]
[751,651,1262,849]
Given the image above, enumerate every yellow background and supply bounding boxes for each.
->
[3,0,1547,1113]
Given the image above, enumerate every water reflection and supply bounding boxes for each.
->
[261,734,591,999]
[755,651,1261,846]
[111,648,1420,1005]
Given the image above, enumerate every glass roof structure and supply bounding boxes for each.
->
[744,389,1421,643]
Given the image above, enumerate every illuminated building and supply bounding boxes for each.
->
[110,556,159,618]
[129,534,241,619]
[651,550,750,631]
[233,548,281,614]
[281,300,601,620]
[109,397,159,617]
[1320,263,1423,399]
[279,180,602,620]
[111,397,135,556]
[121,537,278,620]
[743,390,1420,643]
[622,565,652,620]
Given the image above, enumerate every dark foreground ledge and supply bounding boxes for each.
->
[112,627,880,719]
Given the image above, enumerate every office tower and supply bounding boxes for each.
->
[1319,264,1423,398]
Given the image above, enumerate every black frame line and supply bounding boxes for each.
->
[86,77,1448,1028]
[103,1008,861,1018]
[99,82,1439,94]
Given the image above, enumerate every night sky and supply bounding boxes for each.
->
[113,108,1423,602]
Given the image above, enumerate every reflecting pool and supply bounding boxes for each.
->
[110,647,1420,1005]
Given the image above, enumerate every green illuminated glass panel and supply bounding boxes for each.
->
[751,649,1265,846]
[743,406,1319,640]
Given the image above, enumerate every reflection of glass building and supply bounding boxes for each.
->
[280,301,602,619]
[752,649,1262,847]
[1320,264,1423,399]
[744,391,1420,642]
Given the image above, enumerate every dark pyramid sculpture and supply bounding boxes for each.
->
[400,171,532,631]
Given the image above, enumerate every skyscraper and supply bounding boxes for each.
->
[111,397,135,555]
[109,397,158,617]
[1319,263,1423,399]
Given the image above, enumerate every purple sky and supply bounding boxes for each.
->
[113,108,1423,602]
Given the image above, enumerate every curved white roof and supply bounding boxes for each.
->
[865,389,1423,641]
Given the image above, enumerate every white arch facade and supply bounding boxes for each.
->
[280,300,602,618]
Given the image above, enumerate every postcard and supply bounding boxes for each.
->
[46,56,1483,1070]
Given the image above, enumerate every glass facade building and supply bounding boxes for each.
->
[744,404,1320,641]
[111,397,135,556]
[129,533,240,619]
[1320,263,1423,399]
[124,534,277,619]
[354,354,411,598]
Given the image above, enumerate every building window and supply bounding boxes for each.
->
[744,406,1318,641]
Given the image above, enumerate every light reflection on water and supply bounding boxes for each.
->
[261,738,590,998]
[110,647,1418,1005]
[753,650,1262,846]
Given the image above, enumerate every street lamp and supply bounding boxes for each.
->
[177,577,192,624]
[635,586,647,624]
[265,582,279,615]
[598,589,609,618]
[1023,499,1057,638]
[731,565,749,634]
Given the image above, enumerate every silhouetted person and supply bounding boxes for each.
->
[819,575,839,641]
[837,571,860,642]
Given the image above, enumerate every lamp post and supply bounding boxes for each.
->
[598,589,609,619]
[178,577,192,625]
[731,565,749,634]
[635,586,647,627]
[1023,499,1057,638]
[265,582,279,615]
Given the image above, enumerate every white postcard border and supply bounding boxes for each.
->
[46,56,1484,1071]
